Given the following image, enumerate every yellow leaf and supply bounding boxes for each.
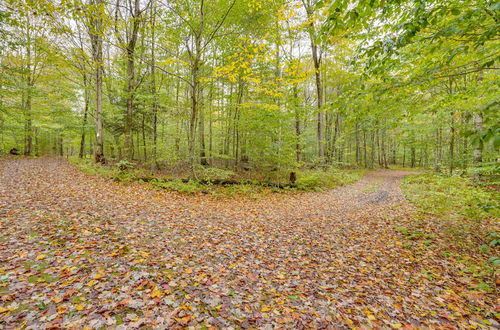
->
[151,287,163,299]
[86,280,96,287]
[57,305,68,314]
[0,307,9,313]
[75,304,85,311]
[261,305,271,312]
[391,324,402,329]
[36,254,46,260]
[93,269,105,280]
[185,268,193,274]
[367,314,376,321]
[52,297,63,304]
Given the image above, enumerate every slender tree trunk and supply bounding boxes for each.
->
[355,122,360,165]
[90,0,105,163]
[208,82,214,163]
[199,106,208,165]
[150,0,159,165]
[189,59,200,166]
[449,111,455,174]
[79,73,89,158]
[370,132,375,168]
[473,112,483,181]
[24,83,33,156]
[123,0,142,160]
[402,145,406,167]
[363,130,367,168]
[142,113,147,161]
[312,42,324,160]
[411,145,416,168]
[302,1,325,161]
[24,22,33,156]
[381,128,388,168]
[58,133,63,156]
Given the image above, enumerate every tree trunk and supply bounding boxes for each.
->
[294,85,301,163]
[311,41,324,160]
[199,106,208,165]
[24,22,33,156]
[473,112,483,181]
[79,73,89,158]
[142,113,147,161]
[150,0,159,165]
[303,1,324,161]
[449,112,455,174]
[90,0,105,163]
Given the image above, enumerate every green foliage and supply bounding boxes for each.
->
[116,160,135,172]
[69,158,138,183]
[402,172,499,283]
[296,168,365,191]
[489,256,500,267]
[150,179,205,194]
[69,158,117,177]
[403,173,499,221]
[193,166,236,182]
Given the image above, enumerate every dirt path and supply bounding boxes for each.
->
[0,158,495,328]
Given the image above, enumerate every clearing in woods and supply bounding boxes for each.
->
[0,157,495,328]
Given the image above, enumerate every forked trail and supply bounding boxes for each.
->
[0,158,495,328]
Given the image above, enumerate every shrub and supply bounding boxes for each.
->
[197,167,235,182]
[116,160,135,172]
[295,168,365,191]
[151,179,205,193]
[296,174,322,191]
[403,173,499,222]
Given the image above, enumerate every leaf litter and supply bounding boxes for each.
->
[0,157,497,328]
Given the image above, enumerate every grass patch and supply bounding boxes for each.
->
[27,273,59,284]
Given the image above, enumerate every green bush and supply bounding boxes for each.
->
[196,167,235,182]
[403,173,499,221]
[70,158,138,183]
[296,174,322,191]
[70,158,118,178]
[295,168,365,191]
[116,160,135,172]
[151,179,205,193]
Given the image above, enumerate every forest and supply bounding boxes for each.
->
[0,0,499,328]
[0,0,497,175]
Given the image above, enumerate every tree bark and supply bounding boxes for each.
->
[79,73,89,158]
[473,112,483,181]
[24,21,33,156]
[148,0,159,165]
[302,0,324,161]
[123,0,142,160]
[90,0,105,163]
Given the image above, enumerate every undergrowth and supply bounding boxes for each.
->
[402,172,499,294]
[69,157,365,196]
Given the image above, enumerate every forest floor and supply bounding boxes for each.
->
[0,157,497,328]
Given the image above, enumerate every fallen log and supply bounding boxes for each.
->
[136,176,296,189]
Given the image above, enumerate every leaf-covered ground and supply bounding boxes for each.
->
[0,157,497,328]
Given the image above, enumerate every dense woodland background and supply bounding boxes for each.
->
[0,2,499,326]
[0,0,498,177]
